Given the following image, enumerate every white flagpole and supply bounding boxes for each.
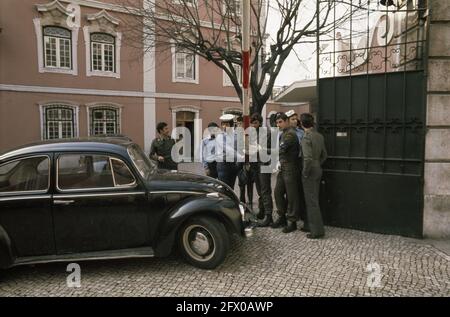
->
[242,0,251,129]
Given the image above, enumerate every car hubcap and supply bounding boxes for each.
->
[183,225,216,262]
[191,232,210,255]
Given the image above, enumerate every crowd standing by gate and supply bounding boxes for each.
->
[150,110,327,239]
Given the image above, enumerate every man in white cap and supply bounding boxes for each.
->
[286,110,305,147]
[215,114,244,188]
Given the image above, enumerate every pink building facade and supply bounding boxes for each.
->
[0,0,289,155]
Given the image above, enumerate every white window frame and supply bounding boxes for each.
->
[173,0,197,7]
[223,63,242,87]
[86,104,122,137]
[84,27,121,78]
[39,103,80,140]
[222,0,242,15]
[43,27,72,70]
[33,20,79,76]
[90,34,116,73]
[172,45,199,84]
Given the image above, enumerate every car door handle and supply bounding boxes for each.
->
[53,200,75,206]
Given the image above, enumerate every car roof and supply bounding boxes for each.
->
[0,138,136,162]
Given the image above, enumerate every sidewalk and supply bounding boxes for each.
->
[1,163,447,297]
[1,226,448,296]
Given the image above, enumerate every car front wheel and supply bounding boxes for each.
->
[178,217,230,269]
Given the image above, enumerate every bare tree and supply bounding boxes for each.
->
[118,0,365,115]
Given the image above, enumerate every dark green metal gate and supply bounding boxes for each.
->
[316,1,428,237]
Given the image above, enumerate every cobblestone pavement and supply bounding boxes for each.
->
[0,164,449,297]
[0,227,449,297]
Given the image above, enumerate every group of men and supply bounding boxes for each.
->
[271,111,328,238]
[149,110,328,239]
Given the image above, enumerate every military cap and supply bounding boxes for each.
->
[220,114,235,122]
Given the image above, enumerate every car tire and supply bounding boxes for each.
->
[178,217,230,269]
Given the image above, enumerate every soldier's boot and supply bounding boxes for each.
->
[257,214,273,227]
[271,215,287,229]
[282,221,297,234]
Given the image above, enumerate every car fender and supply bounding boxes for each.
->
[154,196,242,257]
[0,226,15,269]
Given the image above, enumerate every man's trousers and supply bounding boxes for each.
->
[274,163,300,223]
[302,165,325,236]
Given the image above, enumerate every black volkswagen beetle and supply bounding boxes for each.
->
[0,138,253,270]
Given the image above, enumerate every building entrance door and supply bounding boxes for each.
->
[176,111,195,159]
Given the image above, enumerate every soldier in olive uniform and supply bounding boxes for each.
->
[150,122,178,170]
[272,113,300,233]
[300,113,327,239]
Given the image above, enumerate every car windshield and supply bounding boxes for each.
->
[127,144,155,179]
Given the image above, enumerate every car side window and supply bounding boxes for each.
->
[110,158,136,186]
[58,154,114,190]
[0,156,50,194]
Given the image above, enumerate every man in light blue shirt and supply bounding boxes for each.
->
[216,114,244,188]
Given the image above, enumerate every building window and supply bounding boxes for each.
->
[90,106,120,136]
[175,47,196,81]
[34,2,80,75]
[91,33,115,72]
[173,0,197,6]
[172,45,199,84]
[224,64,242,86]
[223,0,241,15]
[43,26,72,69]
[42,105,76,140]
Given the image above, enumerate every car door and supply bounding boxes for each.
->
[52,152,150,254]
[0,155,55,257]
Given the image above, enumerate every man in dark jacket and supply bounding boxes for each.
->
[300,113,327,239]
[150,122,178,170]
[286,110,308,231]
[248,113,274,227]
[272,113,300,233]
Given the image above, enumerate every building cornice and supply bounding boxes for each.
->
[60,0,133,14]
[0,84,241,103]
[59,0,242,33]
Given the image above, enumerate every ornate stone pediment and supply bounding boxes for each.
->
[36,0,71,20]
[86,10,120,29]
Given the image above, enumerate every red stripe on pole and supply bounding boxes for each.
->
[242,50,250,89]
[243,115,250,129]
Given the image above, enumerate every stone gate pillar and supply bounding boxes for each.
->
[424,0,450,238]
